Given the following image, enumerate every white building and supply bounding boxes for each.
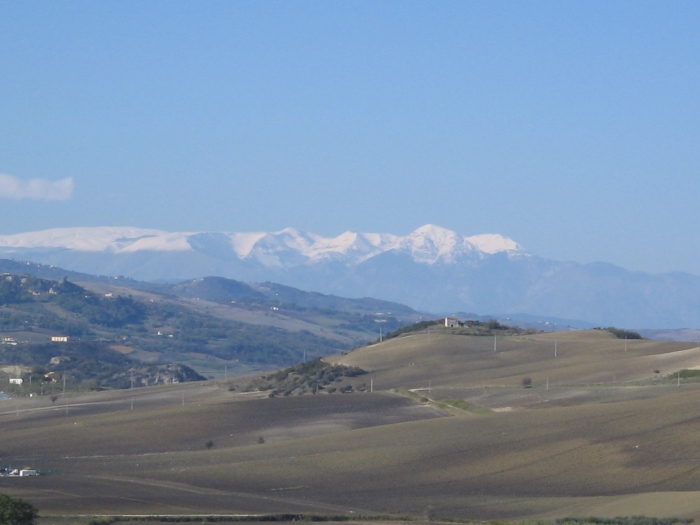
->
[9,378,22,385]
[51,336,69,342]
[445,317,460,328]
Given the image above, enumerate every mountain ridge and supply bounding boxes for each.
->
[1,225,700,328]
[0,224,524,266]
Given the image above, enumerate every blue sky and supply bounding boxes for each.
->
[1,1,699,274]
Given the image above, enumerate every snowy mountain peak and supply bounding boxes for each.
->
[394,225,524,264]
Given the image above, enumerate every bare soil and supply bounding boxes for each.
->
[4,331,700,521]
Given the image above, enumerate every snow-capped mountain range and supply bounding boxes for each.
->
[2,224,700,329]
[0,224,524,267]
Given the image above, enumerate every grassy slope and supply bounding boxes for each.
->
[3,331,700,520]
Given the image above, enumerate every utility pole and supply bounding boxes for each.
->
[554,340,557,358]
[494,335,497,353]
[370,379,373,393]
[379,326,383,343]
[62,374,66,396]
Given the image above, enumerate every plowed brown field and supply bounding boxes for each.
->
[4,330,700,521]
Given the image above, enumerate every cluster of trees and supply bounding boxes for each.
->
[51,283,145,328]
[0,275,42,305]
[0,276,143,331]
[248,357,367,396]
[600,327,643,339]
[0,493,37,525]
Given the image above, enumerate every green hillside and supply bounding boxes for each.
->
[0,274,387,391]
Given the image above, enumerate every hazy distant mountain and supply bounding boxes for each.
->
[1,224,700,328]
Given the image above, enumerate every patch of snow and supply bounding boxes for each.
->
[0,227,168,252]
[118,232,193,252]
[465,233,524,254]
[229,232,268,258]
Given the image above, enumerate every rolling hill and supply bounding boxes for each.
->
[3,328,700,521]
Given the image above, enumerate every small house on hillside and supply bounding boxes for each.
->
[445,317,460,328]
[9,378,22,385]
[51,336,69,342]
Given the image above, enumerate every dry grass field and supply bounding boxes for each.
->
[4,330,700,522]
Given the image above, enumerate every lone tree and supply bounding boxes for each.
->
[0,493,38,525]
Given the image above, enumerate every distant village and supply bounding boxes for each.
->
[1,333,71,388]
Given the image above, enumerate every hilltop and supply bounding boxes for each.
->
[329,325,700,408]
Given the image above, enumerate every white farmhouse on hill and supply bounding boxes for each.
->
[445,317,460,328]
[51,336,69,342]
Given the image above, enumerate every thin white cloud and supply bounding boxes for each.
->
[0,174,74,201]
